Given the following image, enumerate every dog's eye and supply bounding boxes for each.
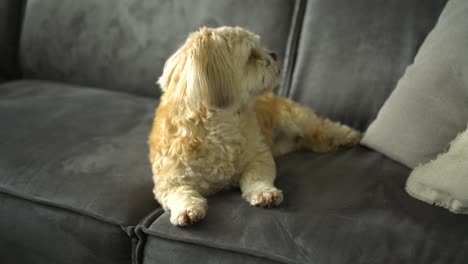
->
[249,49,261,61]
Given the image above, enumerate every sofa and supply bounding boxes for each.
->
[1,0,467,263]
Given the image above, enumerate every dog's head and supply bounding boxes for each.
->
[158,26,280,109]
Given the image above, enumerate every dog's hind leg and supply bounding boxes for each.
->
[255,93,361,156]
[296,112,361,153]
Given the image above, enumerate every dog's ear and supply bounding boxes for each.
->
[185,28,237,108]
[158,48,187,93]
[158,28,237,108]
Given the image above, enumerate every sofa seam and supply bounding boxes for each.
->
[0,186,167,256]
[132,208,166,264]
[279,0,307,98]
[140,226,296,264]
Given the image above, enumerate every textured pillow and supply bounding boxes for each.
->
[406,124,468,214]
[361,0,468,168]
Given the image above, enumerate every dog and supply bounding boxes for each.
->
[148,26,361,226]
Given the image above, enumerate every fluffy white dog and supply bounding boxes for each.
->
[148,26,360,226]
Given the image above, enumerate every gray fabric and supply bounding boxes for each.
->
[0,0,24,79]
[0,80,158,226]
[0,192,131,264]
[20,0,296,97]
[143,236,283,264]
[362,0,468,168]
[289,0,447,131]
[142,147,468,264]
[133,208,165,264]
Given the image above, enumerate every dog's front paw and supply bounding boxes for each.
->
[170,205,207,226]
[243,188,283,208]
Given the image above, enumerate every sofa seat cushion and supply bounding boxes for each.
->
[0,192,132,264]
[0,80,158,226]
[140,147,468,264]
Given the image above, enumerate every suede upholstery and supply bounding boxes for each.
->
[0,80,158,226]
[141,148,468,264]
[0,192,131,264]
[1,0,467,264]
[143,236,284,264]
[20,0,296,97]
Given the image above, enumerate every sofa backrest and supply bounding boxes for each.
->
[0,0,24,79]
[288,0,447,130]
[16,0,448,127]
[19,0,299,97]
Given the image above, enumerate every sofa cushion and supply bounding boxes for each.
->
[143,236,283,264]
[139,147,468,264]
[362,0,468,168]
[0,80,158,226]
[0,192,131,264]
[20,0,297,97]
[288,0,447,130]
[0,0,24,79]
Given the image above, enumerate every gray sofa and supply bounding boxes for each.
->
[1,0,467,263]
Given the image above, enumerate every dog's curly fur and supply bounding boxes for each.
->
[148,27,360,226]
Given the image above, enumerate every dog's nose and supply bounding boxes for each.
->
[269,52,277,61]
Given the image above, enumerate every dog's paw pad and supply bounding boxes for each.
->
[243,188,283,208]
[170,207,206,226]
